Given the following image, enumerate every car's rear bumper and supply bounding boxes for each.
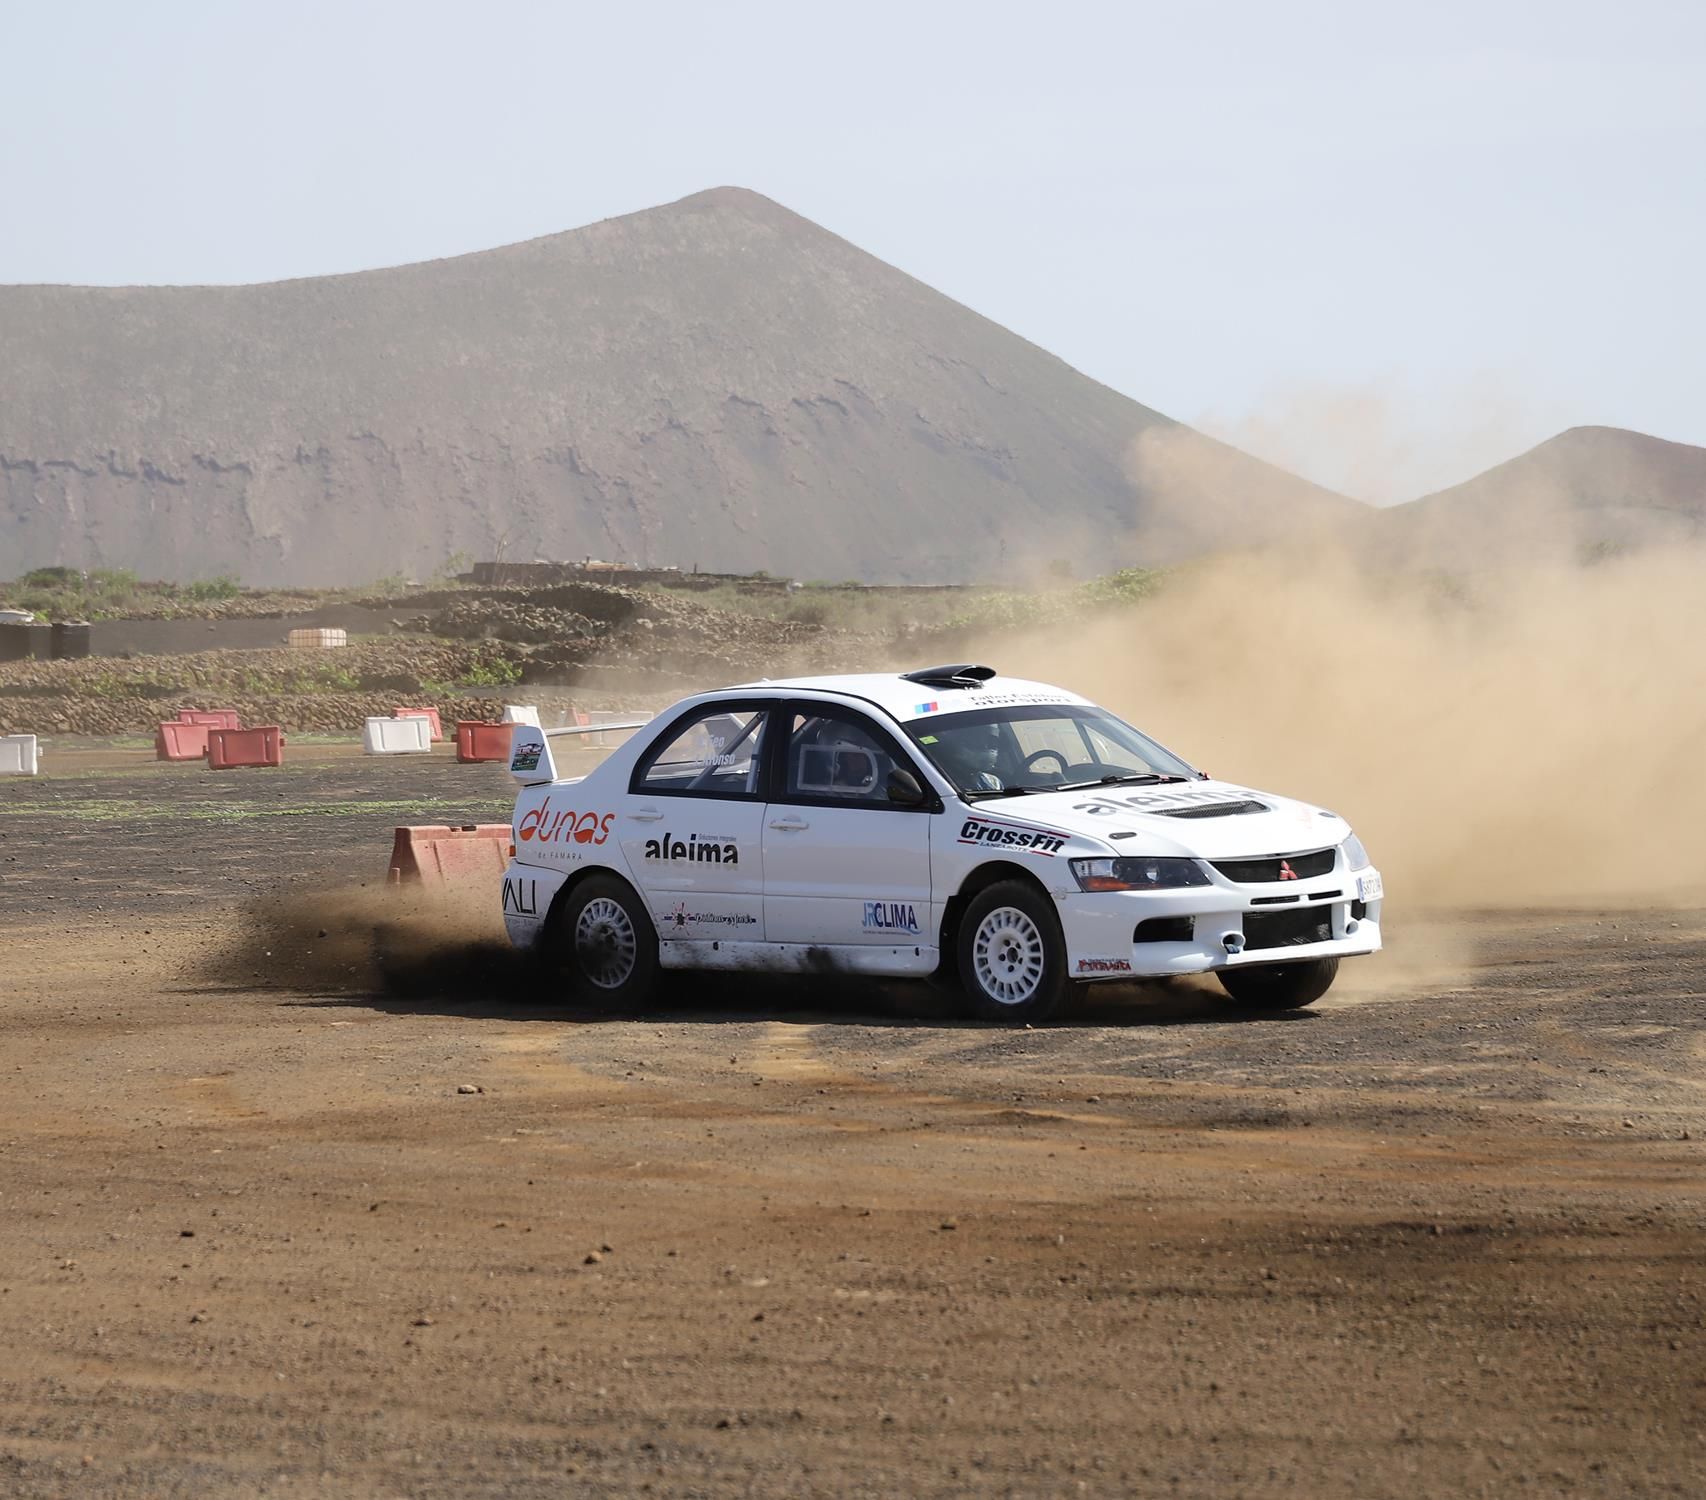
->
[1057,867,1384,980]
[500,860,569,950]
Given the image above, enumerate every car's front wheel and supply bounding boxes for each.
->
[957,880,1071,1023]
[1216,956,1338,1010]
[557,874,659,1008]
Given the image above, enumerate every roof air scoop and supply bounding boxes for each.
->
[901,664,997,689]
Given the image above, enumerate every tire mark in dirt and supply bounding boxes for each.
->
[169,1074,266,1121]
[750,1019,837,1083]
[482,1031,615,1097]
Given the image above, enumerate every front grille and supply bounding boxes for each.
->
[1153,800,1268,819]
[1243,908,1333,950]
[1211,847,1335,883]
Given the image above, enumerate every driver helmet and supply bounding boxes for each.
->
[942,723,1003,791]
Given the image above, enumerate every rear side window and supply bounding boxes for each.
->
[633,707,768,799]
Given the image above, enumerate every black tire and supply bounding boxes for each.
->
[555,873,660,1008]
[956,879,1072,1023]
[1216,956,1338,1010]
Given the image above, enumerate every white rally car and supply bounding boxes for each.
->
[500,666,1383,1021]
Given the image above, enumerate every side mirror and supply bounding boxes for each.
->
[886,768,928,808]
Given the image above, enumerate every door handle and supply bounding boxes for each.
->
[768,816,810,831]
[631,807,664,823]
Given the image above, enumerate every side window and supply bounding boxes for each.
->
[633,707,768,798]
[783,708,915,807]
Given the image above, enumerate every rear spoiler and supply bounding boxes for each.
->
[509,717,651,786]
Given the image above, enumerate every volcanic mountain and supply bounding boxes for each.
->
[0,187,1363,586]
[1377,426,1706,567]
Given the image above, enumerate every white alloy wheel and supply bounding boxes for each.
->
[971,905,1047,1006]
[575,896,638,990]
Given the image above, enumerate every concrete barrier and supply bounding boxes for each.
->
[156,721,212,761]
[0,623,52,661]
[455,721,511,763]
[0,734,39,776]
[207,726,284,769]
[394,707,444,741]
[364,716,433,754]
[387,824,513,885]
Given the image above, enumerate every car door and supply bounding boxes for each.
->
[618,700,771,944]
[762,701,935,949]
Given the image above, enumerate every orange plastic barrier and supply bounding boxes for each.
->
[207,725,284,769]
[178,709,242,729]
[387,824,513,885]
[455,720,511,763]
[156,721,212,761]
[394,707,444,741]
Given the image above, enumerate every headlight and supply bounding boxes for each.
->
[1071,856,1210,893]
[1341,833,1371,871]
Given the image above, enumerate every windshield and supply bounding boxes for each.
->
[905,703,1198,799]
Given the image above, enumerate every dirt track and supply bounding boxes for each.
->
[1,751,1703,1496]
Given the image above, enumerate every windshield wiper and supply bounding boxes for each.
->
[961,785,1045,800]
[1053,773,1192,793]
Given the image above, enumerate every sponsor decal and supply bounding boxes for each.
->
[502,875,540,917]
[510,737,545,773]
[644,831,739,865]
[862,900,920,935]
[666,902,758,931]
[517,797,615,846]
[957,816,1068,857]
[1076,957,1132,974]
[909,692,1070,717]
[1073,785,1259,816]
[975,691,1072,709]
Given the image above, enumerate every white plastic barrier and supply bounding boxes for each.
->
[501,704,542,728]
[0,734,40,776]
[362,716,433,755]
[288,627,348,649]
[588,709,624,749]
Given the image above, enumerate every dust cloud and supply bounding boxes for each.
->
[210,883,530,999]
[994,542,1706,911]
[1193,374,1566,505]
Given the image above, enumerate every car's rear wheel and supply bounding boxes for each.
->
[958,880,1070,1023]
[1216,956,1338,1009]
[558,874,659,1007]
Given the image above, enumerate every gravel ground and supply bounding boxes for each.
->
[0,749,1702,1496]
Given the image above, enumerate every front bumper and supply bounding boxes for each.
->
[1058,866,1384,979]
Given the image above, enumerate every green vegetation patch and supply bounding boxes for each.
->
[941,567,1165,632]
[2,567,242,621]
[0,795,514,825]
[642,566,1169,640]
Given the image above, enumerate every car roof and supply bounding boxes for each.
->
[722,671,1093,724]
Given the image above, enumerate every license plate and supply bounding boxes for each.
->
[1358,871,1384,903]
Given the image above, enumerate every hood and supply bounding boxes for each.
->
[966,779,1349,860]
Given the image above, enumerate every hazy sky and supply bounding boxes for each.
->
[4,0,1703,501]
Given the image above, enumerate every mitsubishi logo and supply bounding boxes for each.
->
[1278,860,1299,880]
